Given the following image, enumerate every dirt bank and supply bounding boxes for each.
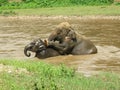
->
[0,15,120,20]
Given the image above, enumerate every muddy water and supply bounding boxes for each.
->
[0,16,120,75]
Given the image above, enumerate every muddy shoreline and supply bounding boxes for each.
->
[0,15,120,20]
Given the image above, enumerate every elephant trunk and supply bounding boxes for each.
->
[24,45,32,57]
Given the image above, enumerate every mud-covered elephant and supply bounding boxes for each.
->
[48,22,97,55]
[24,38,60,59]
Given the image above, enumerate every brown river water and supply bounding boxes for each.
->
[0,16,120,76]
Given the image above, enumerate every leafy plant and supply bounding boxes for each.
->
[0,0,8,6]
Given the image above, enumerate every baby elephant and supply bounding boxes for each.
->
[24,38,60,59]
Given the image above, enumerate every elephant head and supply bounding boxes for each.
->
[48,22,76,43]
[24,38,46,57]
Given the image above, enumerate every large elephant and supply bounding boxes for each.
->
[48,22,97,55]
[24,38,60,59]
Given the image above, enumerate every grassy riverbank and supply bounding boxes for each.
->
[0,59,120,90]
[0,5,120,16]
[0,0,119,16]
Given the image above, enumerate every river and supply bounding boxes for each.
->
[0,16,120,76]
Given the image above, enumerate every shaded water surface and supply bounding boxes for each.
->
[0,16,120,75]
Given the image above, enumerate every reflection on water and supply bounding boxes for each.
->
[0,16,120,75]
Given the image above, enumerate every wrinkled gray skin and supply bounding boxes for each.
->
[48,28,97,55]
[71,38,97,55]
[24,38,60,59]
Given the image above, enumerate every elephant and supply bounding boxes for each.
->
[24,22,97,59]
[24,38,60,59]
[48,22,97,55]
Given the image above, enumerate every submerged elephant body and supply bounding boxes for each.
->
[71,38,97,55]
[35,48,60,59]
[48,35,97,55]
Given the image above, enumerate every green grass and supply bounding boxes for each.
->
[1,5,120,16]
[0,0,114,10]
[0,58,120,90]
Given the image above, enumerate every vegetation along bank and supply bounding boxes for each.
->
[0,0,117,9]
